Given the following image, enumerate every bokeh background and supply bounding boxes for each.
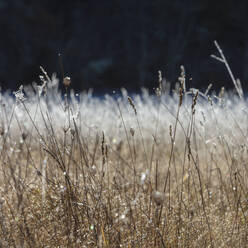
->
[0,0,247,94]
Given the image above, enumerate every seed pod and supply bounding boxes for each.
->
[70,128,75,136]
[130,127,135,137]
[63,77,71,87]
[21,132,28,141]
[152,190,165,206]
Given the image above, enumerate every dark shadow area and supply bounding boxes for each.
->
[0,0,247,94]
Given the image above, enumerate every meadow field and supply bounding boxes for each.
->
[0,64,248,247]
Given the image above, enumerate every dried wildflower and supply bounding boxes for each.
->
[130,127,135,137]
[21,132,28,141]
[152,190,165,206]
[13,85,26,103]
[70,128,75,136]
[63,77,71,87]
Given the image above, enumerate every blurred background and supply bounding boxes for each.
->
[0,0,247,94]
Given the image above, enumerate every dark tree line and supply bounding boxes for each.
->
[0,0,248,93]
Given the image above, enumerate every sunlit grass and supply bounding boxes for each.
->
[0,62,248,247]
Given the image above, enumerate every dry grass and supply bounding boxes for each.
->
[0,63,248,247]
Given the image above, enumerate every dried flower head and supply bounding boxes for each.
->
[152,190,165,206]
[13,85,26,103]
[70,128,75,136]
[21,132,28,141]
[63,77,71,87]
[130,127,135,137]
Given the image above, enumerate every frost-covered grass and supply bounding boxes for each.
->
[0,70,248,247]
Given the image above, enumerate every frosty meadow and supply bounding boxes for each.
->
[0,43,248,247]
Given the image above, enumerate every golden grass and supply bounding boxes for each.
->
[0,65,248,247]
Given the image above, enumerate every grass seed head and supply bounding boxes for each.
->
[128,96,137,115]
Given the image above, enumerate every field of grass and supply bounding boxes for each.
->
[0,63,248,247]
